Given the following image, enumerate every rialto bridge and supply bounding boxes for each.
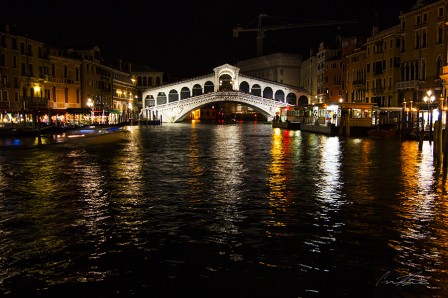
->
[141,64,310,123]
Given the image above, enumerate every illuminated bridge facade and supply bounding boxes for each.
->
[141,64,310,123]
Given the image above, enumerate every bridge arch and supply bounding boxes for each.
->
[141,64,310,121]
[298,95,309,105]
[169,90,179,102]
[176,99,269,122]
[275,90,285,102]
[157,92,167,105]
[239,81,249,93]
[181,87,190,100]
[219,74,233,91]
[251,84,261,96]
[286,93,297,105]
[204,81,214,93]
[263,87,273,99]
[145,91,290,123]
[192,84,202,96]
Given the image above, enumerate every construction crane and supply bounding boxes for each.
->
[233,13,358,57]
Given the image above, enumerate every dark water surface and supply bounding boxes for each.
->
[1,123,448,297]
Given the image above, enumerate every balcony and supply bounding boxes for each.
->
[50,101,78,109]
[353,79,365,87]
[396,80,419,90]
[372,87,385,95]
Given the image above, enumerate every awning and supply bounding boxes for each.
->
[66,108,92,114]
[105,109,122,115]
[51,109,67,114]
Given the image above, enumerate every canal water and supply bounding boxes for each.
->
[0,123,447,297]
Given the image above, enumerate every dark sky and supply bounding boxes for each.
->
[1,0,414,78]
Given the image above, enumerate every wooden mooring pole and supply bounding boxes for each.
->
[419,108,424,150]
[443,109,448,169]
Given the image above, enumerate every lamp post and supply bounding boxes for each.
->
[423,90,435,141]
[402,100,407,138]
[128,102,133,124]
[33,85,42,145]
[87,97,93,125]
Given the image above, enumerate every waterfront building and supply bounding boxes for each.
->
[0,27,49,126]
[397,0,447,104]
[325,55,344,103]
[339,36,365,103]
[65,46,138,124]
[364,25,402,107]
[316,42,339,103]
[132,64,164,111]
[300,51,318,103]
[112,64,137,123]
[346,45,367,103]
[68,46,113,115]
[0,24,143,127]
[47,47,82,122]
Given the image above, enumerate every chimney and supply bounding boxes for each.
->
[372,13,379,36]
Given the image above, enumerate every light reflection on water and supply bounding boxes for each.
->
[0,123,448,297]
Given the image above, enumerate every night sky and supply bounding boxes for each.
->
[1,0,414,77]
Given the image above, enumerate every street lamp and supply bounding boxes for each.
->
[87,97,93,125]
[33,85,42,145]
[128,102,133,124]
[423,90,435,139]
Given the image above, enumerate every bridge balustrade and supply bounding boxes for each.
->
[143,91,291,123]
[152,91,285,109]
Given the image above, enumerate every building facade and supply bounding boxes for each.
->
[132,65,164,111]
[0,22,148,127]
[398,0,448,105]
[300,52,318,103]
[316,42,339,103]
[236,52,303,87]
[0,30,49,125]
[364,25,402,106]
[346,47,367,103]
[47,47,82,119]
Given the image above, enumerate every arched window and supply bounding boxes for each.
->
[436,56,443,77]
[421,60,426,80]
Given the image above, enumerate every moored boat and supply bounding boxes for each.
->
[272,121,301,130]
[367,128,397,138]
[64,126,130,145]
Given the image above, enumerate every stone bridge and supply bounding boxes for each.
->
[141,63,310,123]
